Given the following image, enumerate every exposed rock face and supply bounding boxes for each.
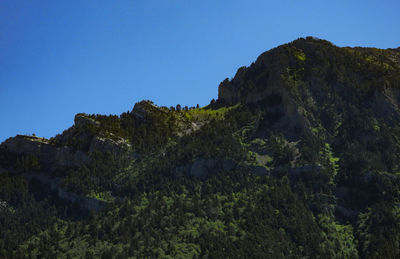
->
[180,121,206,137]
[218,37,400,141]
[371,88,400,121]
[1,135,50,154]
[217,42,293,106]
[74,113,100,128]
[0,199,8,209]
[218,78,240,105]
[24,173,106,212]
[0,120,132,173]
[217,44,310,140]
[131,100,158,121]
[0,135,90,172]
[89,135,132,155]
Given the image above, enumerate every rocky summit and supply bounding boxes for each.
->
[1,37,400,258]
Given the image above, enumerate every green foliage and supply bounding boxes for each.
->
[2,37,400,258]
[15,154,41,172]
[318,215,359,258]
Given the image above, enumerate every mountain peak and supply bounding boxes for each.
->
[218,37,400,105]
[2,38,400,258]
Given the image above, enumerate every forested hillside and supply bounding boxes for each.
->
[1,37,400,258]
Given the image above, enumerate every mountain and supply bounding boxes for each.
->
[1,37,400,258]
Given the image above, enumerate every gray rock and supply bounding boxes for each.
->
[1,135,90,172]
[0,200,8,211]
[131,100,157,121]
[24,173,106,212]
[74,113,100,128]
[89,135,131,155]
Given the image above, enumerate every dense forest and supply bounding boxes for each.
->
[1,37,400,258]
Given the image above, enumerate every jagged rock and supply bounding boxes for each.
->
[0,135,90,172]
[1,135,49,154]
[218,78,239,105]
[0,125,131,175]
[74,113,100,128]
[371,88,400,122]
[131,100,157,121]
[217,37,400,141]
[89,135,132,155]
[180,121,206,137]
[0,200,8,211]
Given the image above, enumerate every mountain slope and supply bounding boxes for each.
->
[1,37,400,258]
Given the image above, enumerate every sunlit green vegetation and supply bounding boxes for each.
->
[1,37,400,258]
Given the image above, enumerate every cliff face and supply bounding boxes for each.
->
[218,37,400,140]
[0,113,132,211]
[1,135,90,172]
[2,38,400,258]
[24,173,106,211]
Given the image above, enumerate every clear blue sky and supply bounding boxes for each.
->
[1,0,399,142]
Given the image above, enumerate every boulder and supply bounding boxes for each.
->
[0,200,10,212]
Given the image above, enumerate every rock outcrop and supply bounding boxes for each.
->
[218,37,400,141]
[0,135,90,172]
[89,134,132,155]
[131,100,160,121]
[24,173,107,212]
[74,113,100,128]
